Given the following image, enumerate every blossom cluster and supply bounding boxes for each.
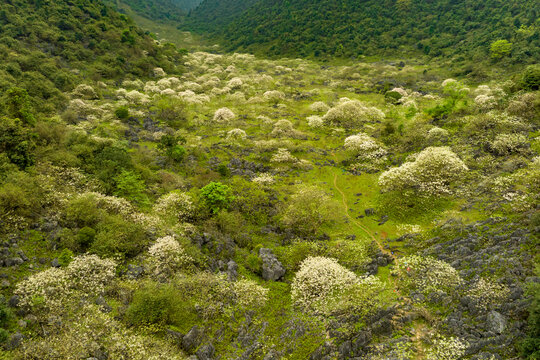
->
[15,255,116,313]
[378,147,468,196]
[398,255,463,295]
[147,235,192,278]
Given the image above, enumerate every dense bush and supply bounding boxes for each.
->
[281,186,339,236]
[200,182,234,214]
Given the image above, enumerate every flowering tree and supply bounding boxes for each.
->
[282,186,339,236]
[378,147,468,196]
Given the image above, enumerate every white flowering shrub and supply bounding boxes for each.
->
[126,90,149,104]
[506,92,539,121]
[391,87,408,97]
[263,90,285,102]
[271,148,297,163]
[475,94,497,110]
[309,101,330,113]
[227,128,247,140]
[427,127,450,143]
[378,147,468,196]
[227,77,243,89]
[14,268,69,312]
[344,133,386,161]
[15,305,183,360]
[426,336,467,360]
[147,236,192,278]
[398,255,462,296]
[226,91,246,102]
[291,257,357,311]
[292,257,385,316]
[271,119,297,137]
[233,279,269,309]
[153,67,166,77]
[323,100,384,128]
[282,186,339,235]
[252,173,275,185]
[490,133,528,155]
[153,191,194,222]
[71,84,98,99]
[213,107,235,123]
[64,254,116,295]
[467,278,510,311]
[122,79,144,89]
[307,115,324,128]
[15,255,117,314]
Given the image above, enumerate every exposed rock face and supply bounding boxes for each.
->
[259,248,285,281]
[486,311,506,334]
[183,326,203,353]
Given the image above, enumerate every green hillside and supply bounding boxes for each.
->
[0,0,185,115]
[192,0,540,61]
[180,0,260,33]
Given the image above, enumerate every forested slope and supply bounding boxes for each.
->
[188,0,540,61]
[0,0,185,114]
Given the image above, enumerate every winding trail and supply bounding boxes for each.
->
[331,159,429,358]
[331,169,398,267]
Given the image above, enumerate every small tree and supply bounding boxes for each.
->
[2,88,35,126]
[490,40,512,59]
[200,182,234,214]
[158,134,186,162]
[282,186,339,236]
[114,170,149,207]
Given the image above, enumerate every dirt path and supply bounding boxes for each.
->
[331,171,399,266]
[331,164,429,358]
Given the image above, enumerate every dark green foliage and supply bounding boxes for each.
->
[126,282,190,327]
[0,0,184,115]
[2,88,35,126]
[522,65,540,91]
[77,227,96,249]
[200,182,234,214]
[158,134,186,162]
[91,215,147,257]
[114,170,150,207]
[115,106,130,119]
[181,0,259,33]
[217,164,230,178]
[521,270,540,359]
[384,91,402,105]
[0,302,12,344]
[58,248,74,267]
[65,133,134,193]
[190,0,539,62]
[0,117,36,169]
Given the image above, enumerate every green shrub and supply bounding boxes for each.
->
[200,182,234,214]
[58,248,74,267]
[490,39,512,59]
[65,195,103,228]
[522,65,540,91]
[1,87,35,126]
[158,135,186,162]
[126,281,198,332]
[115,106,129,119]
[114,170,149,208]
[0,117,36,169]
[91,215,147,258]
[217,164,230,177]
[77,227,96,249]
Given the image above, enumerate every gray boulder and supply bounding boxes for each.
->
[486,311,506,334]
[259,248,286,281]
[183,325,203,353]
[196,344,215,360]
